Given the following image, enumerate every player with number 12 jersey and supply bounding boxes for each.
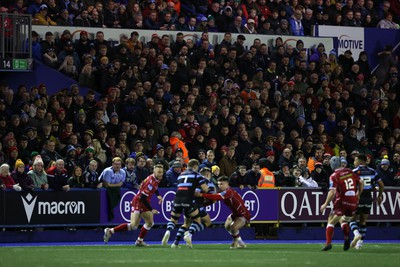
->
[329,167,362,217]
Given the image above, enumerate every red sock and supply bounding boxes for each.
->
[138,226,149,239]
[341,223,350,239]
[114,223,128,233]
[326,225,334,246]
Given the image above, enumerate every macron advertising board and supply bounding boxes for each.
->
[1,188,399,226]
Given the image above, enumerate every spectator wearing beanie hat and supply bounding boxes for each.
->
[310,162,329,191]
[8,146,19,170]
[11,159,34,191]
[28,155,49,190]
[211,165,220,185]
[265,150,279,172]
[29,151,39,166]
[165,160,183,188]
[340,157,348,168]
[65,145,78,175]
[377,158,395,186]
[152,144,170,172]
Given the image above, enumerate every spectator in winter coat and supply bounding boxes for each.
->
[310,162,329,191]
[11,159,34,191]
[165,161,182,187]
[229,165,247,189]
[0,163,22,191]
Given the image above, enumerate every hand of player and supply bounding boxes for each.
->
[157,195,163,204]
[320,204,327,213]
[377,195,383,205]
[194,191,202,197]
[151,209,160,215]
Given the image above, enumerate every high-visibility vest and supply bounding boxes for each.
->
[308,156,316,172]
[170,137,189,163]
[258,167,275,187]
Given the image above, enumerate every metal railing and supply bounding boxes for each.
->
[1,13,32,71]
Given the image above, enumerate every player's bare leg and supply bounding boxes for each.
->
[135,211,154,246]
[228,217,246,249]
[224,215,236,248]
[103,212,140,244]
[201,214,212,228]
[224,215,233,232]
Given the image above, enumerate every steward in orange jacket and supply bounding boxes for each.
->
[257,158,275,187]
[169,132,189,163]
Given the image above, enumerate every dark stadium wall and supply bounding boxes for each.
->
[4,60,97,97]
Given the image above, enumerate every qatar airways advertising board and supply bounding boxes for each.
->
[279,188,400,222]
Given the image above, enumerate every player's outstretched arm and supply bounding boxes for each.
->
[201,193,225,201]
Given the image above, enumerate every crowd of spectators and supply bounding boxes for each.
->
[1,0,400,32]
[1,0,400,192]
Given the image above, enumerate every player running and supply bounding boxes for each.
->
[320,156,364,251]
[161,159,209,248]
[197,176,251,249]
[350,154,384,249]
[103,164,164,246]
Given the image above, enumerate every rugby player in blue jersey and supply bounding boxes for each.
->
[350,154,384,249]
[169,166,216,247]
[161,159,209,248]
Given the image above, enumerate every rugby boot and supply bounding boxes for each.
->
[321,244,332,251]
[344,237,350,251]
[103,228,112,244]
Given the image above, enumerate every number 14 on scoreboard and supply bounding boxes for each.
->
[0,58,32,71]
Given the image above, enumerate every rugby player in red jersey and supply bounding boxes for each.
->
[197,176,251,249]
[103,164,164,246]
[320,156,364,251]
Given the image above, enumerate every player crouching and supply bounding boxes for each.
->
[197,176,250,249]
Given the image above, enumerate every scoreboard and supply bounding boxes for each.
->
[0,58,33,71]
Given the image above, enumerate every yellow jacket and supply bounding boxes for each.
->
[33,13,57,26]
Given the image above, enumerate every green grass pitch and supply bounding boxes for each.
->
[0,243,398,267]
